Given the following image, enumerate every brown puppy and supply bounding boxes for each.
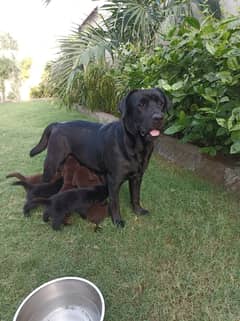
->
[60,155,108,229]
[60,155,105,191]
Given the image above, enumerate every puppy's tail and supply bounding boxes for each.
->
[29,122,58,157]
[12,180,32,191]
[6,172,26,181]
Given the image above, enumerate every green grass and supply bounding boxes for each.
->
[1,101,240,321]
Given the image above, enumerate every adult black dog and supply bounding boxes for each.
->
[30,88,170,227]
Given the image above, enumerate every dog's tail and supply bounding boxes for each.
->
[12,180,32,191]
[29,122,58,157]
[6,172,26,181]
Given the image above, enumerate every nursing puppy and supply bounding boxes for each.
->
[13,177,63,215]
[27,185,108,230]
[29,88,170,227]
[60,155,105,192]
[59,155,108,228]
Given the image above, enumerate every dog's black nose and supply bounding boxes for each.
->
[152,113,163,121]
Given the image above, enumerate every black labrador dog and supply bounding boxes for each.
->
[30,88,170,227]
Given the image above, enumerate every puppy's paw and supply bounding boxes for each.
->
[23,206,31,217]
[94,225,102,232]
[52,222,62,231]
[43,213,50,222]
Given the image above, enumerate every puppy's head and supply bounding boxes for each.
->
[118,88,170,140]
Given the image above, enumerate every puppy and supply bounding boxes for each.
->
[27,185,108,230]
[13,177,63,215]
[85,202,109,231]
[60,155,108,228]
[60,155,104,192]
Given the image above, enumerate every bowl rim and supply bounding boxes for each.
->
[13,276,105,321]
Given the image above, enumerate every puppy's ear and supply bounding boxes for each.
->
[154,87,171,113]
[118,90,138,116]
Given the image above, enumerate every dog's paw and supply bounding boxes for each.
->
[23,206,31,217]
[134,206,149,216]
[115,219,125,228]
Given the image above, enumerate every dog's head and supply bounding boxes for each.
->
[118,88,170,140]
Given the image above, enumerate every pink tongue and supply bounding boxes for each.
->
[150,129,160,137]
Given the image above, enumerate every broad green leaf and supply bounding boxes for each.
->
[216,127,227,137]
[206,42,216,55]
[228,123,240,132]
[198,107,215,114]
[201,94,216,104]
[230,141,240,154]
[200,146,217,156]
[220,96,230,103]
[179,110,186,124]
[185,17,200,30]
[205,87,217,97]
[157,79,172,91]
[171,81,184,91]
[203,72,217,82]
[164,124,184,135]
[227,57,239,71]
[216,118,227,128]
[216,71,233,84]
[228,107,240,131]
[231,131,240,142]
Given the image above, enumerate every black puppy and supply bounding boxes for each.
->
[30,88,170,227]
[27,185,108,230]
[13,177,63,215]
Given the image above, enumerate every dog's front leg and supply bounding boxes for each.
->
[129,175,149,216]
[107,175,125,228]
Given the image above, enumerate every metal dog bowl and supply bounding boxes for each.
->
[13,277,105,321]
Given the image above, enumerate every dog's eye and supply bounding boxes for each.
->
[138,103,145,109]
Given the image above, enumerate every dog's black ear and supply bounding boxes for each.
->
[118,90,138,116]
[154,87,171,113]
[118,96,127,116]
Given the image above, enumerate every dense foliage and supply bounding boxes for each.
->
[117,16,240,155]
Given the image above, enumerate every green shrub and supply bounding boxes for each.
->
[117,16,240,156]
[52,63,121,115]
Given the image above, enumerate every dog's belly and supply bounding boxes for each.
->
[70,143,105,174]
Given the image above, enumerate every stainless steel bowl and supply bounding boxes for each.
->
[13,277,105,321]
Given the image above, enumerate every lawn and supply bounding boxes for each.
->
[0,100,240,321]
